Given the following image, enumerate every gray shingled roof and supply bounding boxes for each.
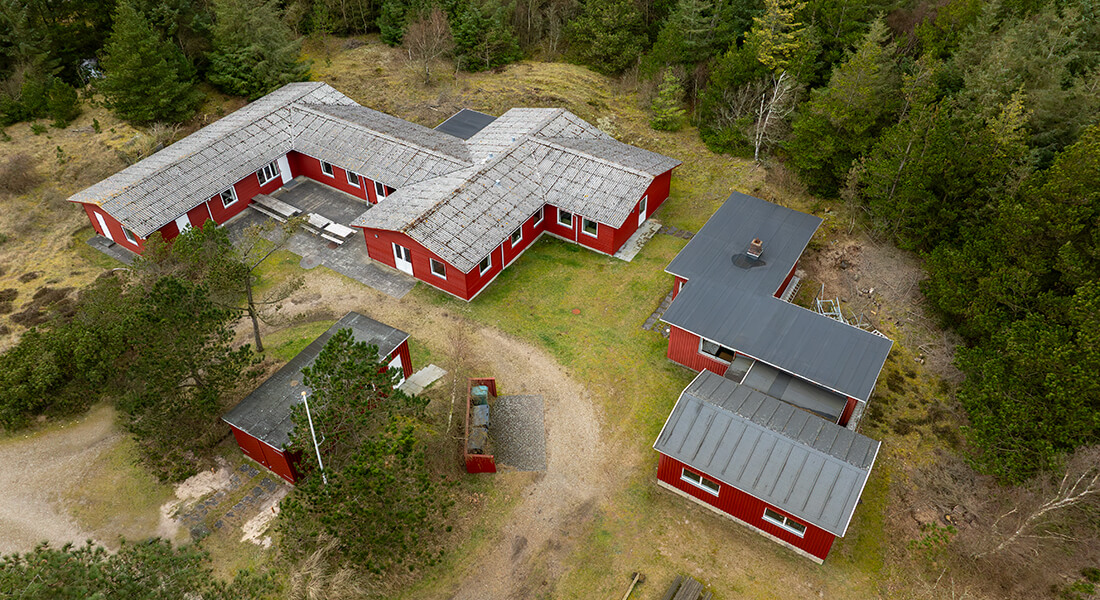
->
[654,371,880,537]
[435,108,497,140]
[68,83,681,249]
[661,193,892,402]
[221,312,408,449]
[69,83,356,237]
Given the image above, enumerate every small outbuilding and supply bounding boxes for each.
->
[222,312,411,483]
[654,371,880,563]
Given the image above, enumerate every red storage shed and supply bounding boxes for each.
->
[222,312,412,484]
[654,371,881,563]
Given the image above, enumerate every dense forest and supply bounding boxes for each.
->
[1,0,1097,484]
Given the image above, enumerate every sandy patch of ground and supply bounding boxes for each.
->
[0,404,118,554]
[240,487,290,549]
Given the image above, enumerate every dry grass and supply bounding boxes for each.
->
[0,153,43,196]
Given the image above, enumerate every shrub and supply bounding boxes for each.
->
[0,154,43,196]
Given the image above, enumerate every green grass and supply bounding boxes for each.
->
[262,319,336,362]
[71,226,127,270]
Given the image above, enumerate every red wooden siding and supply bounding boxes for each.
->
[287,151,371,202]
[667,325,730,376]
[83,203,145,253]
[775,260,799,298]
[672,276,687,300]
[838,396,858,427]
[390,339,413,379]
[657,453,836,560]
[465,377,497,474]
[361,228,476,300]
[230,425,299,483]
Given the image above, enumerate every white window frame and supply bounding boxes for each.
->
[219,187,237,209]
[699,337,736,363]
[430,258,447,279]
[558,208,572,227]
[256,161,280,186]
[763,508,807,537]
[122,228,138,244]
[347,170,360,186]
[320,161,335,177]
[681,468,720,496]
[534,206,544,225]
[582,217,599,237]
[479,254,492,276]
[510,227,522,246]
[374,180,388,198]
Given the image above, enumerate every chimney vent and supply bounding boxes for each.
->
[747,238,764,259]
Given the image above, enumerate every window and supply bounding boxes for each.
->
[122,228,138,244]
[534,206,544,225]
[256,161,280,186]
[582,218,598,237]
[681,468,720,495]
[700,338,736,363]
[763,508,807,537]
[558,209,572,226]
[320,161,334,177]
[374,180,387,198]
[479,255,492,276]
[510,227,522,246]
[219,187,237,208]
[430,258,447,278]
[347,170,360,186]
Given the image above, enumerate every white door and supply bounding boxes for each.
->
[175,214,192,234]
[387,354,406,386]
[94,212,114,242]
[638,195,648,227]
[277,155,292,184]
[393,243,413,275]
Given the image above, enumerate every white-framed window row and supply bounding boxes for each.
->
[122,228,138,244]
[558,208,572,227]
[681,468,720,496]
[699,337,736,363]
[533,206,544,225]
[347,170,360,186]
[510,226,522,246]
[479,254,492,276]
[582,217,598,237]
[430,258,447,279]
[256,161,280,186]
[374,180,388,199]
[219,187,237,209]
[762,508,807,537]
[320,161,335,177]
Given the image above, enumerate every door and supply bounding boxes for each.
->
[387,354,406,386]
[94,212,114,242]
[175,214,192,234]
[393,243,413,275]
[638,195,648,227]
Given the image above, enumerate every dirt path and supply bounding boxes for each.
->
[0,404,119,555]
[281,273,614,599]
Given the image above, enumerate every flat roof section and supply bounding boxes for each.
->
[654,371,880,537]
[434,108,497,140]
[739,361,847,422]
[222,312,409,449]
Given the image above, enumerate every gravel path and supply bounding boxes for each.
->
[0,405,118,555]
[490,395,547,472]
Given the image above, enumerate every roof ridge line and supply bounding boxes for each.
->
[531,136,651,179]
[293,103,472,166]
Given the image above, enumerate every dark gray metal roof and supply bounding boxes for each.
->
[654,371,880,537]
[435,108,497,140]
[221,312,408,449]
[661,193,892,402]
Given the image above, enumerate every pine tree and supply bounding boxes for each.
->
[98,2,203,124]
[651,68,686,130]
[452,0,522,72]
[565,0,647,75]
[207,0,311,100]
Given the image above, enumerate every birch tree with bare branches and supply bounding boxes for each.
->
[404,5,454,85]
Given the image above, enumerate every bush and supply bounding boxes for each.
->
[0,154,43,196]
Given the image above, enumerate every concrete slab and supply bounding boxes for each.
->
[613,219,662,262]
[86,235,136,265]
[398,363,447,395]
[490,395,546,472]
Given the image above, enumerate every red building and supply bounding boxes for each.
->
[654,371,881,563]
[67,83,679,301]
[221,312,411,484]
[661,192,893,428]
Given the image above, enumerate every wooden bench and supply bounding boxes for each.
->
[322,222,357,244]
[250,193,301,221]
